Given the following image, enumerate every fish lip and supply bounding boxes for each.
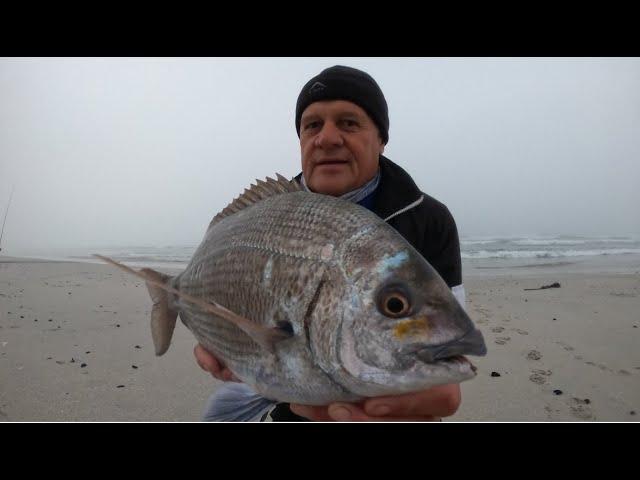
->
[403,327,486,353]
[433,354,475,371]
[399,344,476,370]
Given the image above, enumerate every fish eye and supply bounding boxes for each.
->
[376,285,412,318]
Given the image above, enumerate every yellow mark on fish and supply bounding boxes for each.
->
[393,317,429,339]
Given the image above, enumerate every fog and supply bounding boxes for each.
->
[1,57,639,253]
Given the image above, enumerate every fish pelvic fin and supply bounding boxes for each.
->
[140,268,178,356]
[92,254,293,355]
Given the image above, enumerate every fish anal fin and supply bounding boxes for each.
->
[140,268,178,356]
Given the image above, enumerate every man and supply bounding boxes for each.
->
[195,65,465,421]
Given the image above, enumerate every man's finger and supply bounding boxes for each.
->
[291,403,441,422]
[222,369,242,382]
[363,384,461,418]
[327,403,373,421]
[290,404,334,421]
[328,403,441,422]
[352,415,441,422]
[194,344,214,372]
[194,344,226,379]
[193,344,235,381]
[290,403,370,421]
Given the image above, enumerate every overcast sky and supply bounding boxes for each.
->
[1,57,639,251]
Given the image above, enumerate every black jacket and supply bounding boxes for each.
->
[270,155,462,421]
[371,155,462,288]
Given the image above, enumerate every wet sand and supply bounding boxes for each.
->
[0,255,638,421]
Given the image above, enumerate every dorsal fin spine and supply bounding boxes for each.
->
[243,188,261,202]
[209,173,301,227]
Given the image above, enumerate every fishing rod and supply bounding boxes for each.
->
[0,185,14,252]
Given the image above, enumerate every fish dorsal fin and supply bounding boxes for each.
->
[210,173,303,227]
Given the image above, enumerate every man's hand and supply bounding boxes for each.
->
[194,343,240,382]
[290,384,461,421]
[195,343,462,421]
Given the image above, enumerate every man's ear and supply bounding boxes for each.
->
[379,136,385,155]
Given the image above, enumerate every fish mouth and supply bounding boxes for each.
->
[401,328,486,372]
[437,355,477,373]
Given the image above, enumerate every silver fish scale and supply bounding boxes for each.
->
[173,191,377,376]
[191,192,373,268]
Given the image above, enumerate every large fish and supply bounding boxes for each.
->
[97,174,486,408]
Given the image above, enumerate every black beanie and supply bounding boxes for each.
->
[295,65,389,144]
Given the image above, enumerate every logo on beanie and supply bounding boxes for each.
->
[309,82,326,94]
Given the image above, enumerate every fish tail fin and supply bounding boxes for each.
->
[92,254,178,356]
[140,268,179,356]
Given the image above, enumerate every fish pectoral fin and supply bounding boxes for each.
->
[212,311,294,354]
[93,254,293,355]
[195,300,293,354]
[242,322,294,354]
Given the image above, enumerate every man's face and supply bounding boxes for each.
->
[300,100,385,197]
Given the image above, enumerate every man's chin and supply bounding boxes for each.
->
[307,173,354,197]
[309,180,352,197]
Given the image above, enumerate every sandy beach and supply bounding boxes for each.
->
[1,255,638,422]
[456,257,640,422]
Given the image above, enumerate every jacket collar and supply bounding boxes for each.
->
[371,155,423,221]
[293,155,423,220]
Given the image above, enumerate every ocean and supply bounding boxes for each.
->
[8,235,640,273]
[460,235,640,260]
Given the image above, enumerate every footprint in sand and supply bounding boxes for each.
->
[529,369,552,384]
[584,360,612,372]
[512,328,529,335]
[491,327,505,333]
[555,341,575,352]
[529,374,546,384]
[543,405,562,419]
[618,369,631,376]
[568,398,594,420]
[495,337,511,345]
[527,350,542,361]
